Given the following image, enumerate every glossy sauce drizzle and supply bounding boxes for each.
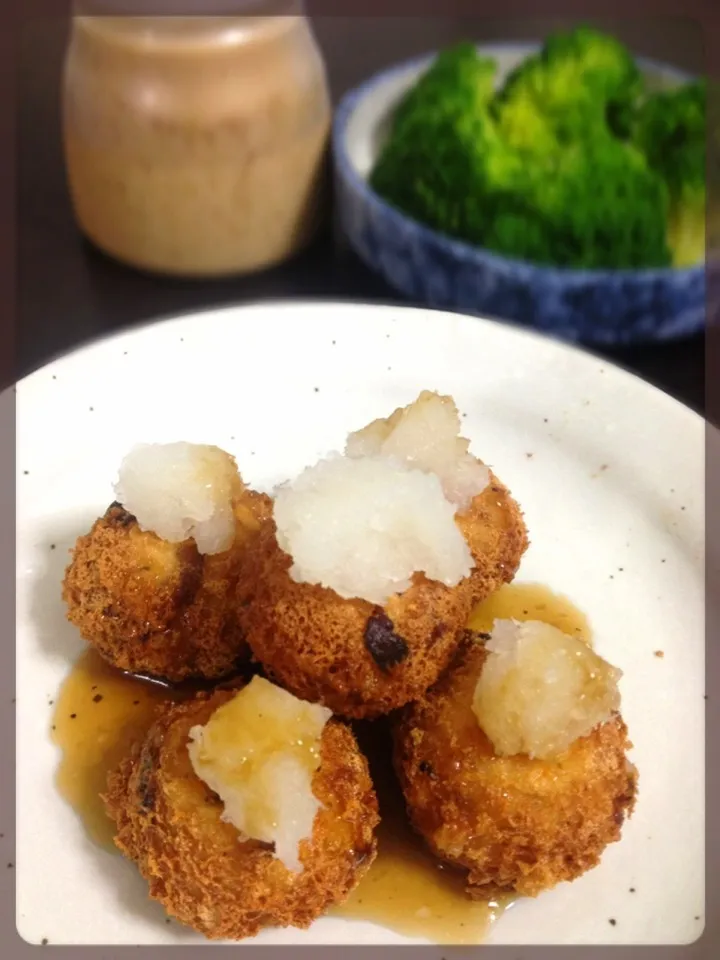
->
[332,718,506,944]
[51,582,588,943]
[51,651,188,848]
[468,581,592,644]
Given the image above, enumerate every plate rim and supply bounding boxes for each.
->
[14,298,707,427]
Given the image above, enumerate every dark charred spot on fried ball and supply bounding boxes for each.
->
[106,501,137,527]
[363,611,410,673]
[174,544,205,607]
[418,760,437,779]
[613,789,634,825]
[431,622,447,641]
[136,743,160,812]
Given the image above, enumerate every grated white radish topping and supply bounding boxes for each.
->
[273,453,474,605]
[114,442,242,555]
[187,677,332,873]
[345,391,489,511]
[472,619,622,760]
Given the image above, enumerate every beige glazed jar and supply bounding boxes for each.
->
[62,1,332,277]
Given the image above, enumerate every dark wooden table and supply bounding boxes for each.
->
[17,14,705,414]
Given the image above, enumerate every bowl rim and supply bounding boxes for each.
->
[332,39,705,283]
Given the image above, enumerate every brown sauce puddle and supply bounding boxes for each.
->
[51,582,590,944]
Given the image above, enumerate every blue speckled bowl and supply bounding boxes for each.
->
[332,43,706,345]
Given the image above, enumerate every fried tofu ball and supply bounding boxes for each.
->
[393,636,638,899]
[237,467,526,721]
[239,515,476,720]
[103,687,379,941]
[239,391,527,720]
[62,490,272,682]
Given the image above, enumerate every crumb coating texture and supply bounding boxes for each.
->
[393,638,637,898]
[103,688,379,940]
[62,492,272,682]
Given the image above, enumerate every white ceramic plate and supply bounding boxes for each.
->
[15,301,705,947]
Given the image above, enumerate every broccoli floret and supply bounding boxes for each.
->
[490,93,560,155]
[370,44,504,237]
[373,106,670,268]
[533,139,671,268]
[493,26,643,144]
[393,42,498,132]
[370,106,504,240]
[473,138,671,268]
[369,29,673,269]
[633,80,706,266]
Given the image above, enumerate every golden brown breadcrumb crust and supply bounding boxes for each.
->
[238,472,527,720]
[456,472,529,606]
[103,688,379,941]
[393,637,638,899]
[62,491,272,682]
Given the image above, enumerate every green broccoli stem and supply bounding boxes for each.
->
[668,197,706,268]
